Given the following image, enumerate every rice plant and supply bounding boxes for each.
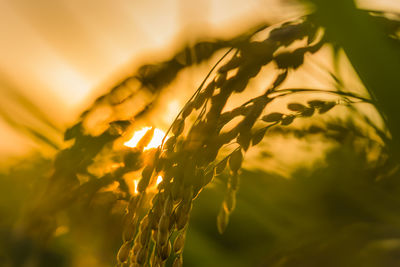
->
[2,3,400,267]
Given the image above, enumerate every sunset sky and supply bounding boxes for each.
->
[0,0,398,158]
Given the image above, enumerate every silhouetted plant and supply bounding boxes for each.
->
[6,8,400,267]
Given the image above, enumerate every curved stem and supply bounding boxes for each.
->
[161,47,235,146]
[270,88,373,103]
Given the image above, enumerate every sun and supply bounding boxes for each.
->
[156,175,163,185]
[124,127,168,150]
[133,179,139,195]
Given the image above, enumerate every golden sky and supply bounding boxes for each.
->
[0,0,398,158]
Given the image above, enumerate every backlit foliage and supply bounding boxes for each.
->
[4,9,400,267]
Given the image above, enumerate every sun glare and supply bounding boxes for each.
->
[124,127,167,150]
[133,179,139,195]
[156,175,163,185]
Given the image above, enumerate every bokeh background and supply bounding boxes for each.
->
[1,0,400,266]
[1,0,398,159]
